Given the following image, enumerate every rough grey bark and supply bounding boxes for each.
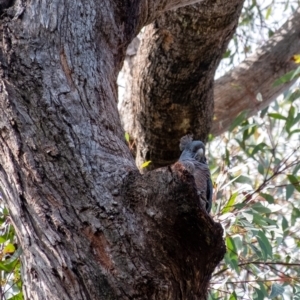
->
[0,0,226,299]
[121,165,225,299]
[212,7,300,136]
[119,0,245,170]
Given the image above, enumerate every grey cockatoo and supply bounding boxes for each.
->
[179,135,212,213]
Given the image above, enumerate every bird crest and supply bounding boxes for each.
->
[179,134,193,151]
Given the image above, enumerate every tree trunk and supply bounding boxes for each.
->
[119,0,244,170]
[0,0,226,299]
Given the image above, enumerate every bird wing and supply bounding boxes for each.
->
[180,160,195,175]
[193,161,212,213]
[180,159,212,213]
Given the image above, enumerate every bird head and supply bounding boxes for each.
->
[179,136,206,163]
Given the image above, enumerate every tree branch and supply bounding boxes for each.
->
[211,8,300,136]
[239,261,300,267]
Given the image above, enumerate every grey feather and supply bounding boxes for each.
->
[178,136,212,213]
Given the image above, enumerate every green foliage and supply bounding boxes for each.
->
[273,67,300,86]
[124,132,130,143]
[208,89,300,299]
[269,283,285,298]
[0,198,22,300]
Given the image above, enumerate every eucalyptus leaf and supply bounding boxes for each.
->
[229,291,237,300]
[273,67,300,86]
[229,111,248,131]
[269,283,285,298]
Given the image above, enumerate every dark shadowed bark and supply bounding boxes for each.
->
[0,0,227,299]
[121,164,225,299]
[119,0,245,170]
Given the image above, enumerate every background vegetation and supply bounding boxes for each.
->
[209,1,300,298]
[208,90,300,299]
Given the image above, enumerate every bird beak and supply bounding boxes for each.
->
[196,148,203,157]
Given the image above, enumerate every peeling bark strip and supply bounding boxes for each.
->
[0,0,227,299]
[119,0,244,169]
